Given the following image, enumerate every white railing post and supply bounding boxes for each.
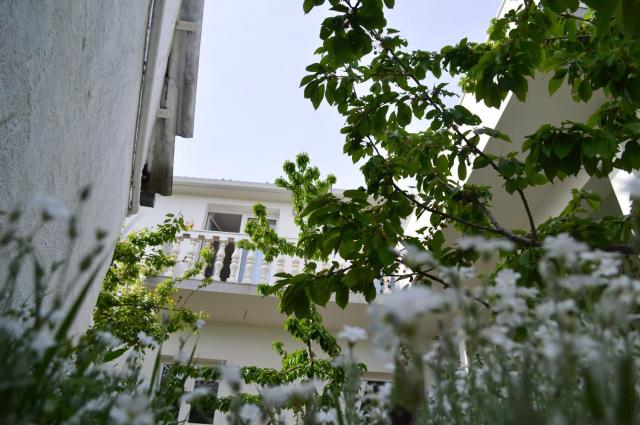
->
[259,258,270,284]
[274,255,286,281]
[183,238,197,272]
[227,244,241,283]
[243,251,255,284]
[212,239,227,281]
[167,239,182,277]
[290,257,301,275]
[194,237,209,280]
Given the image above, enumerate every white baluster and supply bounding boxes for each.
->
[274,255,286,281]
[166,240,180,277]
[183,239,197,273]
[290,257,301,275]
[243,251,255,284]
[227,244,241,283]
[169,238,184,277]
[259,258,270,284]
[195,240,209,280]
[212,240,227,281]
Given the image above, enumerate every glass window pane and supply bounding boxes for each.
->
[187,379,219,424]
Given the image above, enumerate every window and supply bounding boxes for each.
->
[187,379,219,424]
[159,360,223,425]
[206,212,242,233]
[204,210,278,234]
[360,379,389,418]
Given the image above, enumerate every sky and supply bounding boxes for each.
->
[173,0,503,189]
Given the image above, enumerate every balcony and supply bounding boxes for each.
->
[162,229,396,295]
[162,229,350,285]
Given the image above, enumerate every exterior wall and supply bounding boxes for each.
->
[129,188,298,238]
[0,0,153,320]
[130,193,297,236]
[142,321,388,425]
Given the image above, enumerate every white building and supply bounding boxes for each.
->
[0,0,205,322]
[132,177,398,425]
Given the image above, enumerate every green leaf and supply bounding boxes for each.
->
[578,79,593,102]
[310,280,332,307]
[397,102,412,126]
[303,0,315,14]
[336,286,349,308]
[311,84,325,109]
[458,160,467,180]
[343,189,368,202]
[548,69,567,96]
[377,246,396,266]
[553,139,573,159]
[333,36,352,64]
[617,0,640,38]
[383,0,395,7]
[473,155,492,170]
[104,347,128,362]
[474,127,512,142]
[436,155,449,174]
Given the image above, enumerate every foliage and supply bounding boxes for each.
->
[215,231,640,425]
[221,0,640,424]
[238,152,337,262]
[92,213,213,350]
[0,197,198,425]
[232,153,362,416]
[265,0,640,317]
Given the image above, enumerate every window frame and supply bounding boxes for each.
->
[159,357,226,425]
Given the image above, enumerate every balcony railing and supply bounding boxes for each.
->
[162,230,350,285]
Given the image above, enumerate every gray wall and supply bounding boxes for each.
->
[0,1,152,322]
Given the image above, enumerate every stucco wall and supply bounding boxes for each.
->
[0,0,151,321]
[129,192,298,238]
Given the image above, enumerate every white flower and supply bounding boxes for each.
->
[481,325,516,352]
[261,385,290,409]
[439,266,475,283]
[195,319,206,329]
[31,193,71,220]
[458,236,514,254]
[109,393,154,425]
[180,387,210,404]
[381,286,449,325]
[401,245,436,267]
[97,331,121,348]
[0,317,23,337]
[315,409,337,424]
[220,365,242,385]
[494,269,520,287]
[542,233,588,265]
[30,327,55,356]
[239,403,262,425]
[291,379,318,397]
[337,325,368,343]
[260,380,317,409]
[535,300,556,320]
[137,331,157,348]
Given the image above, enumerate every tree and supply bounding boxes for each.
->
[92,214,212,349]
[263,0,640,316]
[222,153,360,416]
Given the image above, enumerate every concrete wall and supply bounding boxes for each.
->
[0,1,151,320]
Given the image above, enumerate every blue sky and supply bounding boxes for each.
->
[174,1,502,189]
